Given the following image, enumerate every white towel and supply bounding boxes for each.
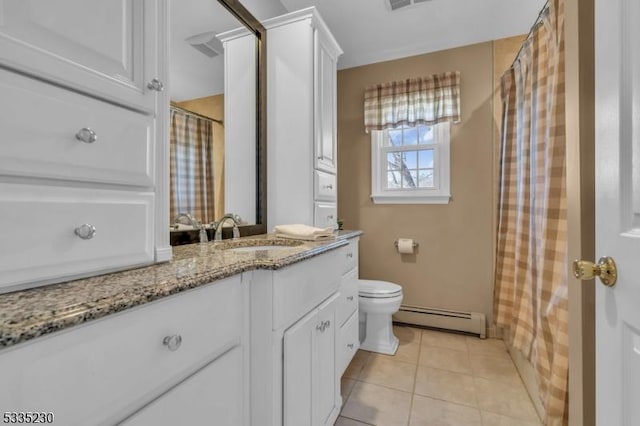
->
[274,224,335,241]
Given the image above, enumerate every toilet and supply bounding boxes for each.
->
[358,279,403,355]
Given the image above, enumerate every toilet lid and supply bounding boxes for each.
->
[358,279,403,298]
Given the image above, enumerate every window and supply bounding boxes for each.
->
[371,122,451,204]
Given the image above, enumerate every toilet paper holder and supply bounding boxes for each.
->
[394,240,419,249]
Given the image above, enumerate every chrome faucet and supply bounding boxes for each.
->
[174,213,208,243]
[214,213,241,241]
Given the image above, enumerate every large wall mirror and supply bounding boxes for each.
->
[169,0,266,245]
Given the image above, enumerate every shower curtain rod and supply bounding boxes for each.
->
[170,104,224,125]
[510,0,550,67]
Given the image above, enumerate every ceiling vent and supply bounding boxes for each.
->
[186,31,223,58]
[387,0,432,11]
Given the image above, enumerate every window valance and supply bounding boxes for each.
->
[364,71,461,133]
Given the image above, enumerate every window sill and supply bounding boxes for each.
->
[370,194,451,205]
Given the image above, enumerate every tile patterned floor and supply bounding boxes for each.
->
[335,326,542,426]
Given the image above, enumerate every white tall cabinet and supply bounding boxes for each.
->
[0,0,171,292]
[265,8,342,231]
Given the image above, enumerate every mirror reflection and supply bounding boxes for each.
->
[169,0,256,240]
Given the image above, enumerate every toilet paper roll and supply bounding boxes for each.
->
[397,238,415,254]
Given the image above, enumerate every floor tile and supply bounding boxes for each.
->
[466,337,508,358]
[409,394,482,426]
[469,353,521,385]
[422,329,468,352]
[334,416,373,426]
[473,377,539,422]
[480,411,541,426]
[418,345,472,375]
[414,366,477,407]
[341,382,412,426]
[344,350,371,379]
[359,356,417,392]
[394,325,422,344]
[341,377,357,401]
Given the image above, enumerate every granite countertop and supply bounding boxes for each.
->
[0,230,362,350]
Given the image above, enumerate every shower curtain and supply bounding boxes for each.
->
[169,109,215,224]
[494,1,568,425]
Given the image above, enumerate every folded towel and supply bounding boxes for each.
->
[274,224,335,241]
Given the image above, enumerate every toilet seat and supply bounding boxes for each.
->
[359,279,403,299]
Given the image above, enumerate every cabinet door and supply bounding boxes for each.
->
[283,308,316,426]
[0,0,158,113]
[314,294,339,426]
[314,31,337,174]
[120,345,244,426]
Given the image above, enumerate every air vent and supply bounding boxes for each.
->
[387,0,432,11]
[186,31,223,58]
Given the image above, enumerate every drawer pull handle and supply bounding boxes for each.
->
[346,252,353,258]
[327,215,334,220]
[316,320,331,333]
[323,184,333,189]
[347,343,354,349]
[75,127,97,144]
[74,224,96,240]
[163,334,182,351]
[147,78,164,92]
[347,296,354,301]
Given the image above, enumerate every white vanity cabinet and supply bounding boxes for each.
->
[0,275,248,426]
[249,247,343,426]
[283,293,339,426]
[0,0,160,113]
[336,237,360,381]
[0,0,170,293]
[265,8,342,230]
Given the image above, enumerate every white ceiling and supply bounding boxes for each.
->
[279,0,547,69]
[170,0,545,100]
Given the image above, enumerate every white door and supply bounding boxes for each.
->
[594,0,640,423]
[314,294,338,426]
[0,0,158,113]
[314,31,337,174]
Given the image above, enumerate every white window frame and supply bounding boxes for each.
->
[370,121,451,204]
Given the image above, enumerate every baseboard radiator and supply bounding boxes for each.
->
[393,305,486,339]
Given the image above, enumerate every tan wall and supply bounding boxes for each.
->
[175,95,225,220]
[338,39,519,327]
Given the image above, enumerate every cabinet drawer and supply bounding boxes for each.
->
[0,183,154,292]
[337,310,359,377]
[273,248,341,330]
[342,237,359,274]
[336,268,358,328]
[0,276,243,426]
[314,202,337,229]
[0,69,154,187]
[314,170,337,201]
[121,345,244,426]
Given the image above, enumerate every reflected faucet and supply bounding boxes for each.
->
[214,213,241,241]
[174,213,208,243]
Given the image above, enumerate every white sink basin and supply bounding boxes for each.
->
[228,245,293,252]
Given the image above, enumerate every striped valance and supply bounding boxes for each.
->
[364,71,461,133]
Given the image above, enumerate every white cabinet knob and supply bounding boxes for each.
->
[163,334,182,351]
[74,224,96,240]
[75,127,97,144]
[147,78,164,92]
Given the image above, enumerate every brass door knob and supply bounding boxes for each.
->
[572,256,617,287]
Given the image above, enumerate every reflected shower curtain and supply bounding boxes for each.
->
[169,109,215,224]
[494,1,568,424]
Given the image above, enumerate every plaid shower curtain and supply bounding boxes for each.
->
[169,109,215,224]
[494,1,568,424]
